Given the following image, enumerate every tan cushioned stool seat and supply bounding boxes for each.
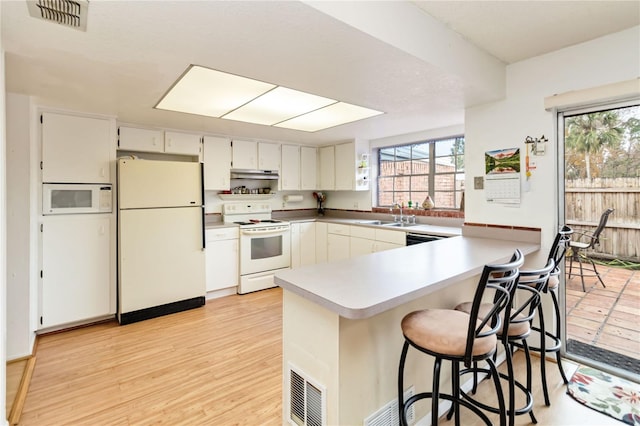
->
[455,302,530,337]
[401,309,497,357]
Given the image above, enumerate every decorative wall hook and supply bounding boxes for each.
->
[525,135,548,156]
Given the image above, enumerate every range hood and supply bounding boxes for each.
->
[230,169,279,180]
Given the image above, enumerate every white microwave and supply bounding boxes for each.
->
[43,183,113,215]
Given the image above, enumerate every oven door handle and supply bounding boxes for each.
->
[241,227,288,236]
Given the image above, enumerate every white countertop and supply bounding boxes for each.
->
[274,236,539,320]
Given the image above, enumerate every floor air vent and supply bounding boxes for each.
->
[289,365,326,426]
[364,387,415,426]
[26,0,89,31]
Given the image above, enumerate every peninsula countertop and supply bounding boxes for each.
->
[274,235,539,320]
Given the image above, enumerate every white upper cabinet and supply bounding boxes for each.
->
[281,144,301,191]
[300,146,318,190]
[42,112,113,183]
[118,127,201,156]
[118,126,164,153]
[203,136,232,190]
[231,139,257,170]
[335,139,370,191]
[258,141,281,171]
[164,131,202,156]
[232,139,281,171]
[335,142,355,190]
[319,145,335,190]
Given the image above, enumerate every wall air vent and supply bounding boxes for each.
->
[364,387,415,426]
[26,0,89,31]
[289,365,325,426]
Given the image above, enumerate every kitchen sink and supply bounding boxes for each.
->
[356,220,417,227]
[382,222,418,227]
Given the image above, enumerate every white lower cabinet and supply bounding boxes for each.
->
[41,214,113,329]
[205,227,239,292]
[291,222,316,269]
[293,220,406,266]
[315,222,328,264]
[374,228,406,251]
[327,223,350,263]
[350,226,405,258]
[349,226,376,258]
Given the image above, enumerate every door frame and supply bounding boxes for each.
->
[556,98,640,382]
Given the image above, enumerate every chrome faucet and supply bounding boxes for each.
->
[391,202,404,223]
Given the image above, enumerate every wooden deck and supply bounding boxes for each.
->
[565,263,639,359]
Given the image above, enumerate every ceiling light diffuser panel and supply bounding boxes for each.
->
[155,65,383,132]
[223,86,336,125]
[156,66,275,117]
[275,102,384,132]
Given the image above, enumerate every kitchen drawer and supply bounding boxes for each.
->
[206,227,239,242]
[375,228,406,245]
[350,225,375,240]
[327,223,350,236]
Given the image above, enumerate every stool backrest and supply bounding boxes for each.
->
[546,225,573,287]
[549,225,573,267]
[509,258,555,335]
[464,249,524,367]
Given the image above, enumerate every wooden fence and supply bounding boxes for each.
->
[565,178,640,262]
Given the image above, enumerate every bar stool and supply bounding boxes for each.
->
[397,249,523,426]
[516,226,573,406]
[453,259,554,426]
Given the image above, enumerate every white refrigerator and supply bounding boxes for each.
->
[117,158,205,325]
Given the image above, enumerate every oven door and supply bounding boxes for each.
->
[240,226,291,275]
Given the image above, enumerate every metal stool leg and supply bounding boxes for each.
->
[550,290,569,384]
[397,341,409,426]
[432,358,442,426]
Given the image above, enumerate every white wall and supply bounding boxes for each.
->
[1,3,9,419]
[465,26,640,263]
[6,93,36,359]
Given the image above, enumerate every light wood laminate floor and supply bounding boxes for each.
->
[19,287,622,425]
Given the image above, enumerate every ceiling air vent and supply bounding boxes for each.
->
[26,0,89,31]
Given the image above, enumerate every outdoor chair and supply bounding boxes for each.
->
[568,208,614,291]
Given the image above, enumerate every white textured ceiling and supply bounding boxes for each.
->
[2,1,638,145]
[413,1,640,64]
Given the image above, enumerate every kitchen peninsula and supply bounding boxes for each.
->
[275,231,540,424]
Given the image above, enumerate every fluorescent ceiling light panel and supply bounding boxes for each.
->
[275,102,384,132]
[222,87,336,125]
[156,66,274,117]
[156,65,384,131]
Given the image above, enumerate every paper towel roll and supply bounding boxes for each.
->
[284,195,304,202]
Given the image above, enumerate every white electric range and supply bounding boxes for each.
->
[223,203,291,294]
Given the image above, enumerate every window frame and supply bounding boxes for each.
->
[376,135,465,209]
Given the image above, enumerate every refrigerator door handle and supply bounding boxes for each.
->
[201,206,206,250]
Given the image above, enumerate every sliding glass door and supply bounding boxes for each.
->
[558,101,639,379]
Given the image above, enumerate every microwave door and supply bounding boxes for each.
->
[43,183,113,215]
